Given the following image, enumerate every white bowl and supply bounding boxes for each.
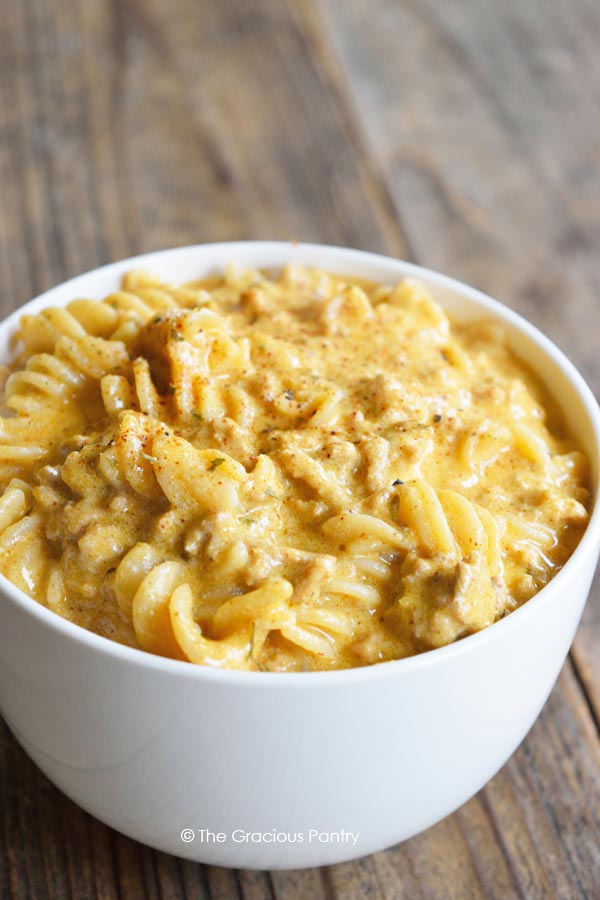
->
[1,243,599,870]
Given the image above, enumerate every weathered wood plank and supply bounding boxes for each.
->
[1,0,408,319]
[232,868,276,900]
[317,0,600,386]
[572,570,600,727]
[270,868,330,900]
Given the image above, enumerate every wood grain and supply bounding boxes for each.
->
[0,0,598,897]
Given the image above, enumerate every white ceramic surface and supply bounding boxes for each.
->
[0,243,599,870]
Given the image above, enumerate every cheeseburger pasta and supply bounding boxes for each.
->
[0,265,589,670]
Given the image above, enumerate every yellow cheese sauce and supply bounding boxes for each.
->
[0,265,590,670]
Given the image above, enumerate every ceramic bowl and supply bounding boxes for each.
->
[0,242,599,869]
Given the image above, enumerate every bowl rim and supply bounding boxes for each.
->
[1,240,599,686]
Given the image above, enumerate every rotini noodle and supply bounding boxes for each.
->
[0,265,590,670]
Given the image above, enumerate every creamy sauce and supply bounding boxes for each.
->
[0,265,589,670]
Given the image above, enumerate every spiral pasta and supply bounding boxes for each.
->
[0,265,590,670]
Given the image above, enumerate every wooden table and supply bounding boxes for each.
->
[1,1,599,896]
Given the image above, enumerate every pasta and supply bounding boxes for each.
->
[0,264,590,670]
